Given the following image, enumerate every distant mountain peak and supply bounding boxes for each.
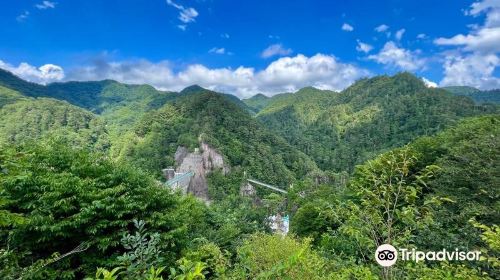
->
[297,86,319,92]
[246,93,269,100]
[180,85,208,94]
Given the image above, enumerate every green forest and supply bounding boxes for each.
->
[0,69,499,279]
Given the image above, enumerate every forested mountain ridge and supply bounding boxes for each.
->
[0,85,27,108]
[0,69,250,118]
[289,114,500,279]
[257,87,338,120]
[115,90,320,185]
[1,70,497,178]
[0,96,110,151]
[442,85,500,104]
[255,73,498,172]
[0,68,499,279]
[0,70,319,185]
[242,93,270,113]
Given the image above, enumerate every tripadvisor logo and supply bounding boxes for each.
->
[375,244,482,267]
[375,244,398,267]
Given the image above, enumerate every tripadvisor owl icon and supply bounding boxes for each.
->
[375,244,398,267]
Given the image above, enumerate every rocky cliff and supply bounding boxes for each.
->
[174,142,229,201]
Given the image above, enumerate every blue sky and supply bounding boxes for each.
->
[1,0,499,97]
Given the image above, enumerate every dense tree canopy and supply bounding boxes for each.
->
[0,70,498,279]
[256,73,497,172]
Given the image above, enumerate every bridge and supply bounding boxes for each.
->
[165,171,194,189]
[247,178,288,194]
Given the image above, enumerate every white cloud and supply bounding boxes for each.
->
[342,23,354,32]
[0,60,64,84]
[467,0,500,27]
[356,40,373,53]
[368,41,426,71]
[35,1,56,9]
[439,52,500,89]
[261,44,293,58]
[37,54,368,98]
[417,33,427,39]
[16,11,29,22]
[178,7,198,23]
[435,1,500,89]
[395,28,406,40]
[434,27,500,53]
[422,77,438,87]
[221,33,230,39]
[375,24,389,32]
[435,1,500,53]
[166,0,198,26]
[209,47,226,54]
[255,54,369,94]
[177,24,187,31]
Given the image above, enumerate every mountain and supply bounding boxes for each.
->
[0,85,27,108]
[1,69,499,279]
[180,84,253,113]
[255,73,497,172]
[441,86,481,95]
[243,93,270,113]
[442,86,500,104]
[0,70,253,138]
[0,96,109,150]
[1,69,497,179]
[115,90,320,185]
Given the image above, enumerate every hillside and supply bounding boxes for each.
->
[0,70,498,279]
[0,85,27,107]
[441,85,481,95]
[0,69,254,128]
[243,93,270,113]
[0,96,110,150]
[442,86,500,104]
[115,90,320,185]
[289,114,500,279]
[0,70,318,187]
[256,73,497,172]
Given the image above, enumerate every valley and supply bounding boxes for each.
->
[0,69,498,279]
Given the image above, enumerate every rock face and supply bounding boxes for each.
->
[201,142,230,174]
[240,182,256,196]
[173,142,229,201]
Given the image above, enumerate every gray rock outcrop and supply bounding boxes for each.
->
[171,142,229,202]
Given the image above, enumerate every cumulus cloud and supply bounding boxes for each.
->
[166,0,198,28]
[467,0,500,27]
[439,52,500,89]
[35,1,56,9]
[368,41,426,71]
[422,77,438,87]
[435,0,500,89]
[36,54,367,98]
[434,27,500,53]
[375,24,389,32]
[356,40,373,53]
[261,44,293,58]
[342,23,354,32]
[435,0,500,53]
[395,28,406,40]
[0,60,64,84]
